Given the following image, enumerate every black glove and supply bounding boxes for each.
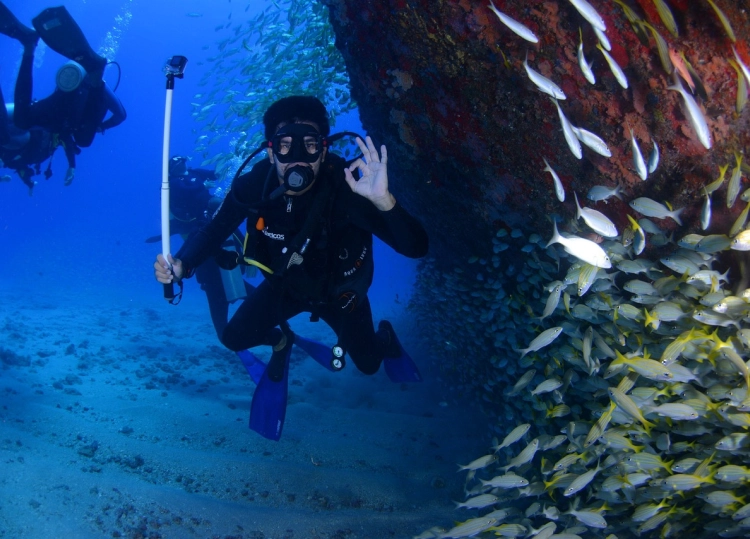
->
[214,249,239,270]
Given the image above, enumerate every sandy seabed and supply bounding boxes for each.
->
[0,284,485,539]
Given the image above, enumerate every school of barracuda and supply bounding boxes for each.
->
[412,0,750,537]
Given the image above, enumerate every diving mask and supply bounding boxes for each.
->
[270,123,325,164]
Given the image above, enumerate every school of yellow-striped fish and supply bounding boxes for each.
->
[189,0,355,185]
[187,1,750,537]
[412,0,750,537]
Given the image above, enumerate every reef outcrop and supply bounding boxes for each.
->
[324,0,750,261]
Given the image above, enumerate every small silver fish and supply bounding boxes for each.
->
[572,126,611,157]
[525,55,566,100]
[494,423,531,451]
[487,1,539,43]
[629,197,683,225]
[567,0,606,32]
[597,43,628,89]
[547,221,612,268]
[552,99,583,159]
[531,377,563,395]
[543,157,565,202]
[574,192,618,237]
[701,188,712,231]
[629,127,648,181]
[667,76,712,150]
[587,184,622,203]
[515,326,564,357]
[458,454,498,471]
[577,29,595,85]
[648,140,659,174]
[455,493,500,509]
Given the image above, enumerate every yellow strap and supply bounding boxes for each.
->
[243,258,273,274]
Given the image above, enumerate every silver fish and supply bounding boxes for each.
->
[540,283,564,319]
[629,127,648,181]
[577,31,596,85]
[587,184,622,203]
[552,99,583,159]
[543,157,565,202]
[515,326,564,357]
[701,188,712,231]
[525,55,566,100]
[547,221,612,268]
[572,126,611,157]
[531,377,563,395]
[480,473,529,489]
[597,43,628,89]
[567,0,606,32]
[488,1,539,43]
[574,192,618,237]
[494,423,531,451]
[667,76,712,150]
[439,517,499,539]
[563,460,602,496]
[504,438,539,471]
[648,140,659,174]
[727,153,743,209]
[455,493,500,509]
[629,197,683,225]
[458,454,498,471]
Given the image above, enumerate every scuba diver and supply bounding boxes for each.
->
[154,96,428,440]
[146,155,255,341]
[0,2,126,190]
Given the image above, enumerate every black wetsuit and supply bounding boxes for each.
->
[176,153,428,374]
[13,49,126,164]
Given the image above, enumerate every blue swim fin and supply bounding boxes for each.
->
[237,350,266,385]
[379,321,422,383]
[293,334,337,372]
[248,346,290,441]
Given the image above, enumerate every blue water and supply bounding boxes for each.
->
[0,0,415,309]
[0,3,479,537]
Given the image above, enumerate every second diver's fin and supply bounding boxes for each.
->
[248,345,290,441]
[237,350,266,385]
[379,321,423,383]
[0,2,38,45]
[293,334,338,372]
[31,6,106,76]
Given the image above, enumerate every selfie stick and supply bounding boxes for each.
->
[161,55,187,301]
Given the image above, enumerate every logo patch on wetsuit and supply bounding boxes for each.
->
[261,227,285,241]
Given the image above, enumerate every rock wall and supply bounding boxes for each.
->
[324,0,749,262]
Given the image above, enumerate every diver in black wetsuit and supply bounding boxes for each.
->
[154,96,428,382]
[147,156,254,341]
[0,2,126,190]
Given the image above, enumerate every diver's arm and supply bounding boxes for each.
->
[174,190,247,278]
[99,85,126,131]
[349,195,428,258]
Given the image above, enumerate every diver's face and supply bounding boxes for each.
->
[267,121,326,196]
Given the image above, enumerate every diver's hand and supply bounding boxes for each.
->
[64,167,75,186]
[154,254,183,284]
[344,136,396,211]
